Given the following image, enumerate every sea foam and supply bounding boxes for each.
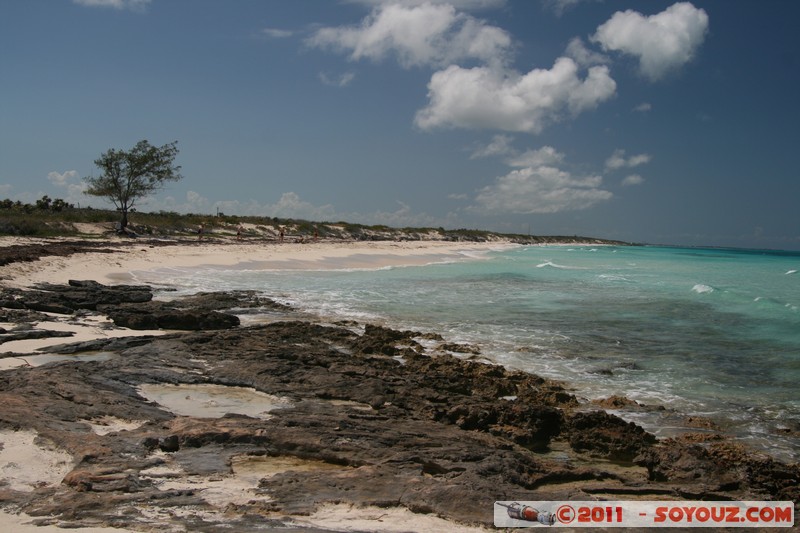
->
[692,283,714,294]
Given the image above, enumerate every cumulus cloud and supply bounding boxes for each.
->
[506,146,565,168]
[474,165,611,214]
[471,145,612,214]
[592,2,709,81]
[0,184,12,196]
[621,174,644,186]
[47,170,79,187]
[306,3,512,68]
[72,0,151,11]
[605,149,651,171]
[565,37,609,68]
[265,192,337,220]
[633,102,652,112]
[470,134,515,159]
[309,2,619,136]
[45,170,89,206]
[415,58,616,133]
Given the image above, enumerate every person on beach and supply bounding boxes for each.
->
[236,225,243,240]
[279,228,284,243]
[198,223,204,241]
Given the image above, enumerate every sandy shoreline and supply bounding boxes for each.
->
[0,237,512,357]
[0,237,515,289]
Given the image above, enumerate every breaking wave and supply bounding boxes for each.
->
[692,283,714,294]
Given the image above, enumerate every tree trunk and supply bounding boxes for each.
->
[120,210,128,230]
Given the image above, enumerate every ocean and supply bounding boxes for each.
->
[134,244,800,462]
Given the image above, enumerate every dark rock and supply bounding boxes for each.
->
[438,342,482,354]
[0,288,797,531]
[1,280,153,314]
[104,304,240,330]
[38,335,166,354]
[159,435,180,452]
[0,282,253,331]
[351,323,422,355]
[0,327,74,344]
[0,241,121,267]
[591,395,641,409]
[567,410,657,461]
[176,291,291,313]
[635,439,735,485]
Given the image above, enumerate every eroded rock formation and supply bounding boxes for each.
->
[0,282,797,531]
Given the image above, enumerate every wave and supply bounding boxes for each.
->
[598,274,632,283]
[786,269,798,275]
[535,261,585,270]
[692,284,714,294]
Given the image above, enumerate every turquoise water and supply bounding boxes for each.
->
[137,245,800,461]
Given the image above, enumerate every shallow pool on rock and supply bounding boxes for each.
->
[137,383,292,419]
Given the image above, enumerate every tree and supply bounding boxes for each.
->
[84,140,182,229]
[36,195,52,210]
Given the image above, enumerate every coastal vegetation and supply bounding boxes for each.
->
[0,194,628,245]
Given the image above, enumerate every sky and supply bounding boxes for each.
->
[2,0,799,250]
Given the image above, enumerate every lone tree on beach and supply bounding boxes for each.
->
[84,139,182,230]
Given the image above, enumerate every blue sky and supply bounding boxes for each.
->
[2,0,799,249]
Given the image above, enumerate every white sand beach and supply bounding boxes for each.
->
[1,238,513,289]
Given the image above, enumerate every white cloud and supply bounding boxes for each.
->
[592,2,709,81]
[262,28,294,39]
[605,149,651,171]
[72,0,151,11]
[307,3,512,69]
[319,71,356,87]
[266,192,338,220]
[309,2,618,136]
[47,170,79,187]
[470,134,515,159]
[415,58,616,133]
[622,174,645,186]
[565,37,609,68]
[633,102,652,112]
[471,145,611,214]
[185,190,206,208]
[47,170,89,206]
[0,184,12,196]
[473,165,611,214]
[627,154,651,167]
[506,146,565,168]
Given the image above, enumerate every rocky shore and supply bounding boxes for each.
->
[0,243,797,531]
